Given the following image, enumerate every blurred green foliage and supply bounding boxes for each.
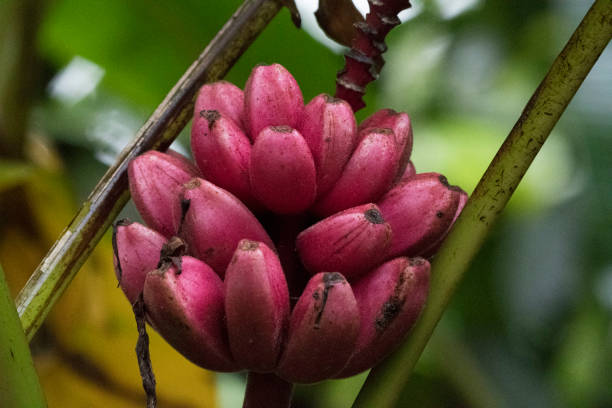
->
[1,0,611,407]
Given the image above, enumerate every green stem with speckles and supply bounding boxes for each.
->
[353,1,612,407]
[0,264,46,407]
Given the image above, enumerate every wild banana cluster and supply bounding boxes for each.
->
[113,63,466,383]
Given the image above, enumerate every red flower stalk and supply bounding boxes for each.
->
[335,0,413,111]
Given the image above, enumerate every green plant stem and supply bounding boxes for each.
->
[352,1,612,407]
[0,265,46,407]
[16,0,283,342]
[243,372,294,408]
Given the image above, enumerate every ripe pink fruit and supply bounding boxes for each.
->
[396,160,416,184]
[337,257,430,377]
[296,204,392,280]
[128,150,199,237]
[249,126,317,214]
[112,220,166,304]
[225,240,290,372]
[276,272,360,383]
[299,94,357,196]
[194,80,245,129]
[313,128,400,217]
[176,178,274,276]
[378,172,462,258]
[244,64,304,141]
[421,187,468,257]
[359,109,413,179]
[191,110,255,206]
[143,256,238,371]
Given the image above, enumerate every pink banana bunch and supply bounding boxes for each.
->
[112,64,467,383]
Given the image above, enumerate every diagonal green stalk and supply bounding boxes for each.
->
[16,0,283,342]
[0,265,46,407]
[352,1,612,407]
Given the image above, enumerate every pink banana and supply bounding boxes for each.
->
[175,178,274,276]
[421,187,468,257]
[313,128,400,217]
[396,160,416,184]
[336,257,430,377]
[296,204,392,280]
[377,172,462,258]
[249,126,317,214]
[224,240,290,372]
[244,64,304,141]
[191,110,256,207]
[128,150,198,237]
[299,94,357,196]
[194,80,245,129]
[165,150,201,174]
[359,109,413,179]
[276,272,359,383]
[112,220,166,304]
[143,256,238,371]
